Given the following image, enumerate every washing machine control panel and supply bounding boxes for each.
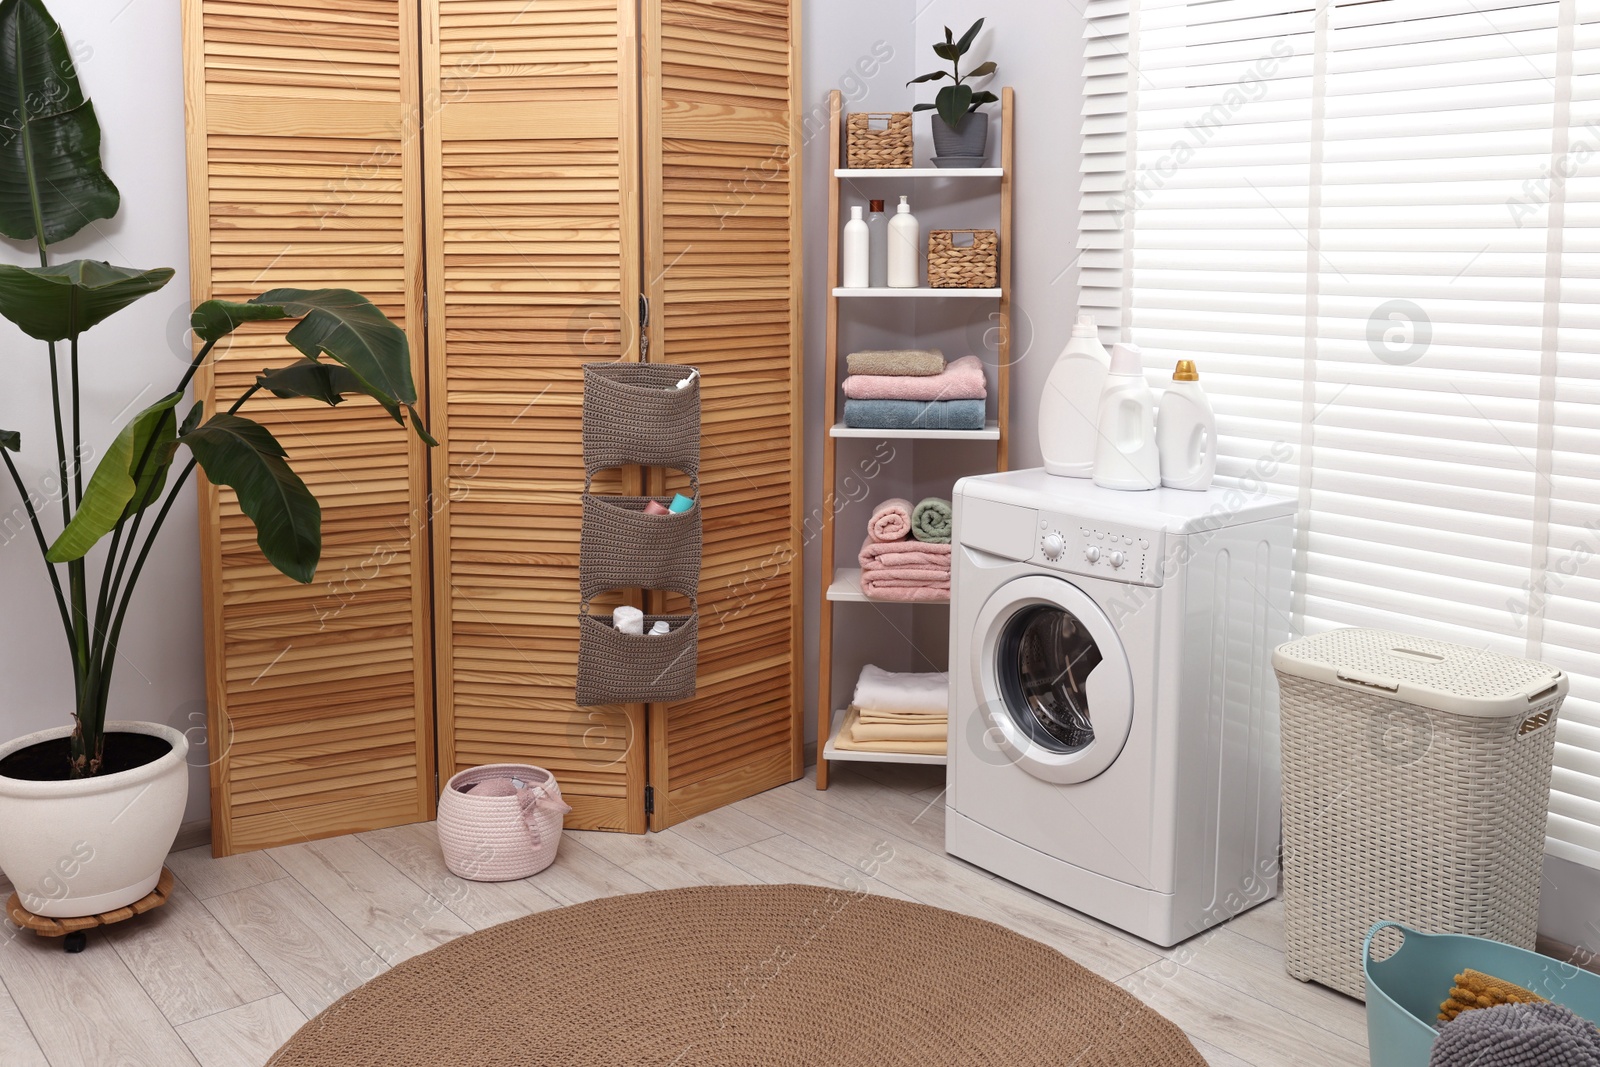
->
[1034,514,1163,586]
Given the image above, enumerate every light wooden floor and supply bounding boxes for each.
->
[0,762,1369,1067]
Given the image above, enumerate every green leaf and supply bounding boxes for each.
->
[252,289,417,407]
[258,357,437,446]
[911,103,937,112]
[45,393,181,562]
[968,90,999,109]
[955,18,985,57]
[180,402,204,436]
[943,25,953,44]
[182,413,320,584]
[936,84,974,129]
[191,299,288,343]
[0,0,120,243]
[932,41,958,61]
[0,260,173,341]
[967,61,998,79]
[907,70,949,85]
[1,428,18,451]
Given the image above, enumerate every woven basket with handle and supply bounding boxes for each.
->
[437,765,570,881]
[928,229,998,288]
[846,112,913,169]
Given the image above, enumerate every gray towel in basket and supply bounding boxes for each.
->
[1431,1002,1600,1067]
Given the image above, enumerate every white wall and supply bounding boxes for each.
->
[0,0,208,821]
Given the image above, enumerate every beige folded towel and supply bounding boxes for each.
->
[846,349,945,377]
[856,711,946,726]
[851,720,947,743]
[833,708,948,755]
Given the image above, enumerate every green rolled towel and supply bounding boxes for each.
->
[911,497,952,544]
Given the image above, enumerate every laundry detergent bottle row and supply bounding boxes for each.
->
[1092,343,1160,491]
[1038,314,1110,478]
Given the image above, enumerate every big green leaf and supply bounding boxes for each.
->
[182,413,320,583]
[967,61,998,79]
[191,299,288,344]
[252,289,417,406]
[45,393,181,562]
[907,71,949,85]
[1,428,18,451]
[936,84,974,129]
[955,18,985,57]
[0,260,173,341]
[0,0,119,244]
[258,358,438,446]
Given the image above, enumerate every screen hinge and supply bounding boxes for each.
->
[644,784,655,816]
[639,295,650,360]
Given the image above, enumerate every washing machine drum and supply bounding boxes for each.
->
[972,575,1135,784]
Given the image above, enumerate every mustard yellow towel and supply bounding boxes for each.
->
[833,708,947,755]
[850,720,947,743]
[1438,969,1547,1023]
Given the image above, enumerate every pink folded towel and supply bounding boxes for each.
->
[868,498,913,542]
[842,354,988,402]
[858,537,951,600]
[859,538,953,569]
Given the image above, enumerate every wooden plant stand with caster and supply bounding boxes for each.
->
[6,868,175,953]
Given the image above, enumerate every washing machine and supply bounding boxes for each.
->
[947,470,1295,947]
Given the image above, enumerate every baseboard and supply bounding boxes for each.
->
[803,739,817,769]
[0,818,211,900]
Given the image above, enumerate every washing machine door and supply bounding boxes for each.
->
[971,575,1134,784]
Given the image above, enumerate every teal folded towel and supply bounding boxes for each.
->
[911,497,952,544]
[843,398,985,431]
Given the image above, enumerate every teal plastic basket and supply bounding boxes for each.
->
[1363,921,1600,1067]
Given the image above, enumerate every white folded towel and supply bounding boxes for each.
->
[852,664,949,717]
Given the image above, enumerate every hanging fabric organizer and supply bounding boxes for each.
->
[576,363,703,707]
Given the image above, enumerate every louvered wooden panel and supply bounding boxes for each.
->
[424,0,648,832]
[643,0,804,829]
[183,0,435,854]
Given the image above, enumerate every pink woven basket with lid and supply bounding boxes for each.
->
[437,764,570,881]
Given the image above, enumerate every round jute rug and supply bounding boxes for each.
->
[270,884,1204,1066]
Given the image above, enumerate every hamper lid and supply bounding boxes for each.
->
[1272,628,1567,719]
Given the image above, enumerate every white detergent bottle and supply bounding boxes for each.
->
[1156,359,1217,491]
[1092,343,1161,492]
[842,205,869,288]
[887,195,920,288]
[1038,313,1111,478]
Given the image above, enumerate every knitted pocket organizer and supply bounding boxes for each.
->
[575,362,702,707]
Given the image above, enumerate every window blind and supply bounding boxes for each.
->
[1083,0,1600,865]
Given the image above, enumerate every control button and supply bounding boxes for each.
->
[1138,538,1149,549]
[1123,535,1133,545]
[1110,550,1125,568]
[1041,533,1064,560]
[1040,519,1048,529]
[1085,546,1100,563]
[1094,530,1105,540]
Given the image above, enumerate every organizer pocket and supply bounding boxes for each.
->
[576,611,698,706]
[579,494,702,603]
[582,362,701,477]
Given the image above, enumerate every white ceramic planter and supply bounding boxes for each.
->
[0,721,188,917]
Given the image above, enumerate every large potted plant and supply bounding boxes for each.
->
[0,0,433,917]
[908,18,1000,165]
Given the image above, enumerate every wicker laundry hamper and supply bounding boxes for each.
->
[437,765,571,881]
[1274,628,1567,999]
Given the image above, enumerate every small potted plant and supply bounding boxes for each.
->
[908,18,999,165]
[0,0,433,918]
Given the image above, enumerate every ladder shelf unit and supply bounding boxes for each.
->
[815,88,1014,788]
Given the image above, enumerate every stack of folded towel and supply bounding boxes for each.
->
[833,665,948,756]
[842,350,987,431]
[859,496,952,600]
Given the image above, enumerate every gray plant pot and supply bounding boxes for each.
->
[930,111,989,161]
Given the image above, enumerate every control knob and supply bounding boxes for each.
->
[1109,550,1125,568]
[1041,533,1064,560]
[1085,545,1100,563]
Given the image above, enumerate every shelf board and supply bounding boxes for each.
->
[827,568,949,605]
[823,711,948,766]
[834,167,1002,178]
[833,287,1001,299]
[830,420,999,441]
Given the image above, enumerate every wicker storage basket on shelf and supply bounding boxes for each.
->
[436,765,570,881]
[1274,628,1567,999]
[846,112,913,169]
[928,229,998,288]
